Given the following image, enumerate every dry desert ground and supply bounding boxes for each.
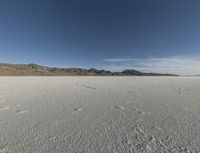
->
[0,76,200,153]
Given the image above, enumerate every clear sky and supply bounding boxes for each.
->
[1,0,200,74]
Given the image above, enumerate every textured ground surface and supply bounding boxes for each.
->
[0,77,200,153]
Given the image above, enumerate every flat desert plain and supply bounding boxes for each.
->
[0,77,200,153]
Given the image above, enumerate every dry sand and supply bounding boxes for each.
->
[0,76,200,152]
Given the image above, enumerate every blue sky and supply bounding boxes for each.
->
[0,0,200,74]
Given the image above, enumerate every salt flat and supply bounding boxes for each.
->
[0,77,200,153]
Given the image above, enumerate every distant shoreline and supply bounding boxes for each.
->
[0,63,177,76]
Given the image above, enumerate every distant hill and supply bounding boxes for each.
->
[0,63,177,76]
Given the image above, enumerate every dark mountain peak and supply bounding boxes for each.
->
[122,69,143,75]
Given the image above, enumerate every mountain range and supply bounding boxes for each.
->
[0,63,176,76]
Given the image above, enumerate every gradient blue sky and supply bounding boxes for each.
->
[1,0,200,74]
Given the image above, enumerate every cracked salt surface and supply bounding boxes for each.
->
[0,76,200,152]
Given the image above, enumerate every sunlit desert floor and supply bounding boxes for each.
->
[0,77,200,153]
